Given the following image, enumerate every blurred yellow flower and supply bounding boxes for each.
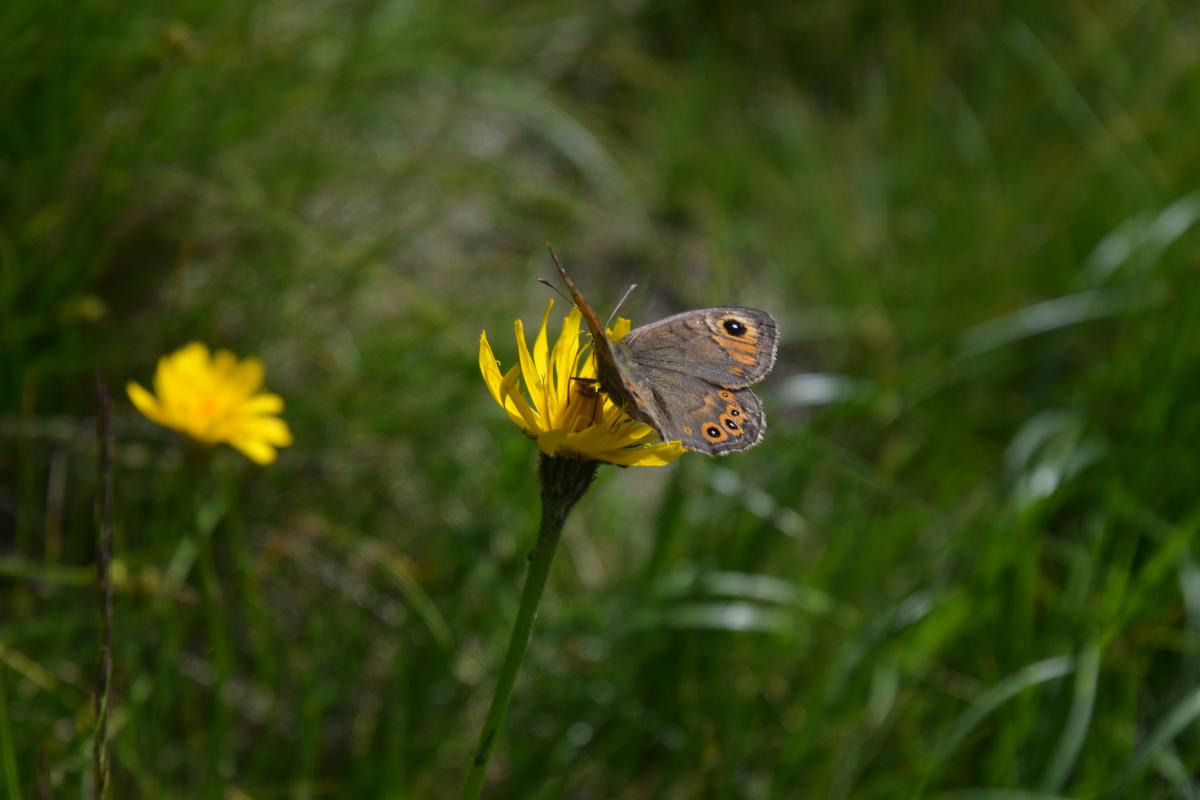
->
[480,300,685,467]
[127,342,293,465]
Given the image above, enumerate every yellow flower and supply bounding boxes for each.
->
[480,300,685,467]
[127,342,293,465]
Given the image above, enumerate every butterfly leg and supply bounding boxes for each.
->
[569,376,598,398]
[569,376,603,422]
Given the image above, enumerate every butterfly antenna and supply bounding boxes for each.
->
[537,278,572,305]
[543,246,579,306]
[606,283,638,329]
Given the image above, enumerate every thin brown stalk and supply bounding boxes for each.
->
[92,373,115,800]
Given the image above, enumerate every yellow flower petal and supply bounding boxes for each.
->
[532,299,553,415]
[243,393,285,414]
[604,441,686,467]
[231,357,265,397]
[549,309,584,427]
[228,437,277,465]
[536,428,570,457]
[608,317,631,340]
[126,382,166,425]
[479,331,507,406]
[241,416,293,446]
[213,349,238,380]
[514,318,544,420]
[171,342,210,382]
[499,366,541,434]
[493,366,531,429]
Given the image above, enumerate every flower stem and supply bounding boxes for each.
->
[461,455,596,799]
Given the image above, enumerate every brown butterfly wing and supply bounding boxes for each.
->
[622,307,778,388]
[634,378,765,455]
[620,307,776,454]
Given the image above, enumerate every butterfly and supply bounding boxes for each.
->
[550,250,778,455]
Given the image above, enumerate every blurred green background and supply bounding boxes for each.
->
[4,1,1200,797]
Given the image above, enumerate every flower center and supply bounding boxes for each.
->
[197,394,220,420]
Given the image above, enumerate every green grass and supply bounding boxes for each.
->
[4,1,1200,797]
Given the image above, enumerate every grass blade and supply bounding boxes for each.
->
[627,601,794,635]
[958,285,1165,359]
[1006,20,1157,203]
[1040,643,1100,791]
[938,792,1073,800]
[1109,685,1200,796]
[0,669,19,799]
[931,655,1074,766]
